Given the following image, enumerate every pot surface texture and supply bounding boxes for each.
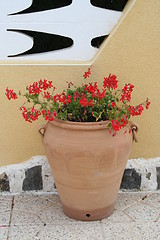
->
[41,119,133,221]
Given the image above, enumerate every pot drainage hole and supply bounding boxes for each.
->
[86,213,91,218]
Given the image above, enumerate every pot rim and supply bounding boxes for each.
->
[48,118,130,131]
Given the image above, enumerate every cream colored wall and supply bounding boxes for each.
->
[93,0,160,159]
[0,0,159,167]
[0,65,88,167]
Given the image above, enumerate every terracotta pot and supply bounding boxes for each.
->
[38,119,138,221]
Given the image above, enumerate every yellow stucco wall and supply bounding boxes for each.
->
[93,0,160,159]
[0,0,160,167]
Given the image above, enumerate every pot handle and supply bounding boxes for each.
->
[130,122,138,143]
[38,125,46,139]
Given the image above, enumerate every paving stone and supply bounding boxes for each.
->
[38,200,70,224]
[120,168,141,190]
[102,222,135,240]
[0,209,11,226]
[69,222,103,240]
[0,172,10,192]
[9,224,99,240]
[0,196,12,228]
[102,210,133,223]
[102,221,160,240]
[0,226,8,240]
[13,194,60,212]
[124,202,159,222]
[38,224,78,240]
[38,223,103,240]
[2,192,160,240]
[22,166,43,191]
[12,194,68,226]
[8,225,41,240]
[115,192,147,210]
[11,208,44,226]
[141,192,160,210]
[132,222,160,240]
[0,196,13,210]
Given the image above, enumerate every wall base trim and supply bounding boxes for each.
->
[0,156,160,194]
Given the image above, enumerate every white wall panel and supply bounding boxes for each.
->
[0,0,125,61]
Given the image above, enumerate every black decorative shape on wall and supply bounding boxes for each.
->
[157,167,160,190]
[7,29,73,57]
[120,169,141,190]
[22,166,43,191]
[90,0,129,12]
[91,35,108,48]
[9,0,72,15]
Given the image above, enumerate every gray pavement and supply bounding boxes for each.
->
[0,192,160,240]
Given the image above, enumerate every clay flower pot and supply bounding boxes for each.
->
[39,119,138,221]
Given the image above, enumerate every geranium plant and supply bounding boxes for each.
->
[5,68,150,136]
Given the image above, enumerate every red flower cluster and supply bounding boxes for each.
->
[30,106,40,121]
[54,93,71,105]
[120,84,134,102]
[44,91,51,100]
[5,88,17,100]
[110,117,129,136]
[79,95,93,107]
[66,81,74,88]
[111,102,116,109]
[5,68,150,134]
[73,91,81,101]
[84,82,98,93]
[27,79,53,95]
[103,74,118,89]
[84,82,106,100]
[41,110,56,121]
[21,107,31,123]
[96,89,106,100]
[83,68,91,79]
[146,98,150,109]
[21,106,40,123]
[128,105,144,116]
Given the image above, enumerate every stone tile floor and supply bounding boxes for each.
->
[0,192,159,240]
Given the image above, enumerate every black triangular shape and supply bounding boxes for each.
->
[7,29,73,57]
[91,0,129,12]
[9,0,72,15]
[91,35,108,48]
